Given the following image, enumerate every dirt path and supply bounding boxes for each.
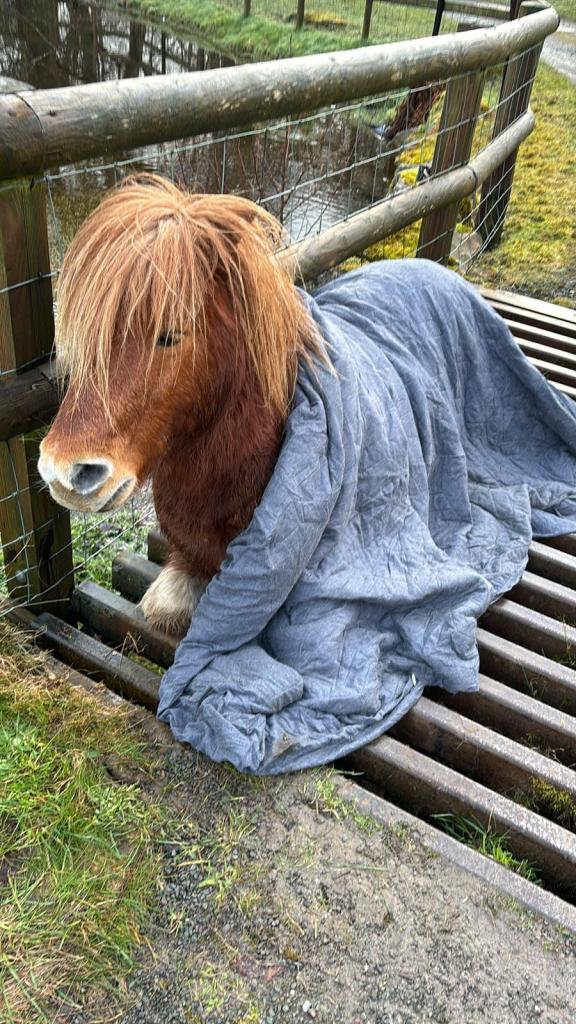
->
[74,708,576,1024]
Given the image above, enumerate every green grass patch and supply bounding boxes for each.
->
[308,769,384,835]
[70,502,152,590]
[469,62,576,304]
[518,778,576,832]
[432,812,542,885]
[187,962,261,1024]
[551,0,576,21]
[0,621,164,1023]
[170,806,260,910]
[109,0,457,60]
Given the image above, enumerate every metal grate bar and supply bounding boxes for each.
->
[441,674,576,767]
[510,570,576,622]
[72,580,178,669]
[529,542,576,590]
[481,598,576,662]
[477,627,576,716]
[389,695,576,800]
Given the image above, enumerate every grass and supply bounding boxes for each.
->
[187,962,261,1024]
[69,501,153,590]
[309,769,384,835]
[432,812,542,885]
[110,0,459,59]
[0,620,165,1023]
[518,778,576,832]
[552,0,576,20]
[173,806,258,908]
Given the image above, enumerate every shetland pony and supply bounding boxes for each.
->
[38,174,323,632]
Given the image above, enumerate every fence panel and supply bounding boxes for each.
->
[0,3,559,618]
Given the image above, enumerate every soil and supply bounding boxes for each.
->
[77,711,576,1024]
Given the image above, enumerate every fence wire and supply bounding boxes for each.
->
[0,34,541,619]
[219,0,468,43]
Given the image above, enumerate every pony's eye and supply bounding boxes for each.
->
[156,331,180,348]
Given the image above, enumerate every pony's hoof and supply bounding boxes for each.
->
[139,566,205,636]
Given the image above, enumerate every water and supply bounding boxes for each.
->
[0,0,401,253]
[0,0,235,88]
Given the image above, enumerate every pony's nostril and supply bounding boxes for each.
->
[69,461,112,496]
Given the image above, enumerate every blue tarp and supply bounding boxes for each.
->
[157,259,576,773]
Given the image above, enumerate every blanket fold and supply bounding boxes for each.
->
[158,260,576,773]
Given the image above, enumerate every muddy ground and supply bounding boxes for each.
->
[75,706,576,1024]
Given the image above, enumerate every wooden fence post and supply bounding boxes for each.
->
[0,178,73,614]
[475,0,543,248]
[243,0,251,17]
[160,32,166,74]
[362,0,374,40]
[432,0,446,36]
[417,27,485,263]
[296,0,305,30]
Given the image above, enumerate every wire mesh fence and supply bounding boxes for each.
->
[222,0,457,40]
[217,0,498,42]
[30,51,537,268]
[0,4,551,622]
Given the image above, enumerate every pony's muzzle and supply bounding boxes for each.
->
[37,450,136,513]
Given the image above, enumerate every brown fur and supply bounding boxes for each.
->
[40,174,326,596]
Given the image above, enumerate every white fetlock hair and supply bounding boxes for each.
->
[139,565,205,635]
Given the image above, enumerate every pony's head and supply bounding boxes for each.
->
[38,174,318,514]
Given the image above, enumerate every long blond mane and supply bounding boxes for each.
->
[55,173,322,416]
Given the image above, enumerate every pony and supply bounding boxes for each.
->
[38,174,324,633]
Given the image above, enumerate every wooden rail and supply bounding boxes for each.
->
[0,109,534,444]
[476,0,545,245]
[0,6,557,179]
[0,181,73,613]
[283,110,534,278]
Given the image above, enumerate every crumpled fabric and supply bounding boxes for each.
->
[157,259,576,774]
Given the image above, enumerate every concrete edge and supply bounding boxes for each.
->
[335,775,576,936]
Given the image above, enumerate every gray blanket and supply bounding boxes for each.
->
[157,259,576,773]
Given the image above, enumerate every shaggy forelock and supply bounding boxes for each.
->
[55,173,322,416]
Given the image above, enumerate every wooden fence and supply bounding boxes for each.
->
[0,1,559,615]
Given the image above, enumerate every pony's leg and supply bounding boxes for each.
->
[139,557,207,635]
